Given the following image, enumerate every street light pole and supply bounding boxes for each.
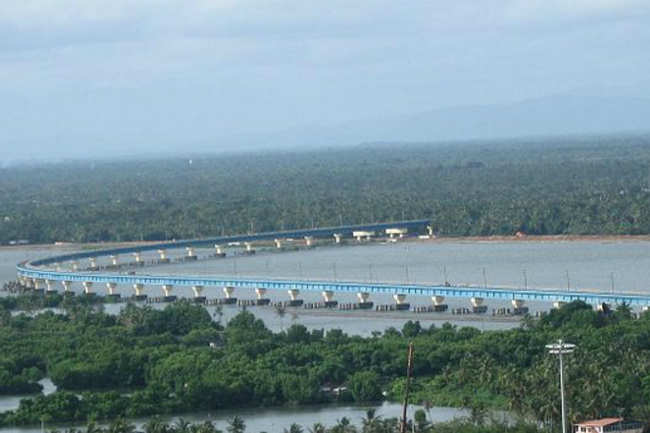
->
[546,339,576,433]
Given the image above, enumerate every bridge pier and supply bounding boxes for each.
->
[287,289,303,307]
[255,288,271,305]
[321,290,338,308]
[333,233,343,244]
[133,283,147,301]
[162,284,176,302]
[133,252,144,266]
[431,295,448,312]
[356,292,373,309]
[470,297,487,314]
[353,231,374,242]
[33,278,45,294]
[70,261,79,271]
[157,249,170,264]
[106,282,121,300]
[304,236,314,247]
[511,299,528,315]
[89,257,99,271]
[274,239,283,249]
[82,281,95,296]
[192,285,206,303]
[393,294,410,310]
[386,228,407,239]
[222,286,237,304]
[214,244,226,258]
[185,247,197,261]
[553,301,567,310]
[109,255,119,267]
[244,242,255,255]
[45,279,58,295]
[61,280,74,296]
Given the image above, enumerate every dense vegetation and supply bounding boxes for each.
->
[45,412,540,433]
[0,297,648,430]
[1,134,650,244]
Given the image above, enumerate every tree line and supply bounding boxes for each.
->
[1,134,649,244]
[0,296,648,429]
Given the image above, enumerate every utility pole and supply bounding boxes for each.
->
[546,339,576,433]
[401,342,415,433]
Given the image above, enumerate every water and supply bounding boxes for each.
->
[2,239,650,334]
[1,401,471,433]
[0,378,56,413]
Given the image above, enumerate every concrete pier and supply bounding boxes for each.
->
[185,247,197,261]
[470,297,488,313]
[133,252,144,266]
[243,242,256,255]
[192,285,206,303]
[61,280,74,296]
[255,287,271,305]
[214,245,226,257]
[89,257,99,271]
[133,283,147,301]
[321,290,338,308]
[356,292,374,309]
[221,286,237,304]
[162,284,176,302]
[287,289,303,307]
[157,249,170,264]
[511,299,528,315]
[82,281,94,296]
[333,233,343,244]
[392,293,410,310]
[431,295,448,312]
[304,236,314,247]
[106,282,121,300]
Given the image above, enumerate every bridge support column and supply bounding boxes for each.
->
[45,280,57,295]
[157,249,170,263]
[33,278,44,293]
[70,261,79,271]
[255,288,270,305]
[274,239,283,249]
[220,286,237,304]
[244,242,255,255]
[304,236,314,247]
[192,285,206,303]
[89,257,98,270]
[82,281,95,296]
[333,233,342,244]
[109,255,119,267]
[185,247,197,261]
[426,225,434,237]
[214,244,226,257]
[470,297,487,314]
[356,292,373,309]
[553,301,567,310]
[511,299,528,315]
[431,295,448,312]
[133,283,147,301]
[393,294,410,311]
[133,252,144,266]
[61,280,74,296]
[321,290,337,308]
[287,289,303,307]
[162,284,176,302]
[106,282,121,300]
[54,263,62,272]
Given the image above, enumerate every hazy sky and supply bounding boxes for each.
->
[1,1,650,160]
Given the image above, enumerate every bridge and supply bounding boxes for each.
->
[16,220,650,308]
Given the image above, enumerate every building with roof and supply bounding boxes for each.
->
[574,418,644,433]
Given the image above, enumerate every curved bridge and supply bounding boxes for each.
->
[16,220,650,307]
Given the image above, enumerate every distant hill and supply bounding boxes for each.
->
[243,94,650,149]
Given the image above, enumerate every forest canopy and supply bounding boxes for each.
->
[1,134,649,244]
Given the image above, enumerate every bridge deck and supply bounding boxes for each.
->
[16,220,650,306]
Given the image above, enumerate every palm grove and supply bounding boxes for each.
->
[0,297,648,429]
[1,134,649,244]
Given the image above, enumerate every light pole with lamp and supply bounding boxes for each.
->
[546,339,576,433]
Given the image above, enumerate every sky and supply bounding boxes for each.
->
[1,1,650,161]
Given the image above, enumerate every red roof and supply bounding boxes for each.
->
[576,418,623,427]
